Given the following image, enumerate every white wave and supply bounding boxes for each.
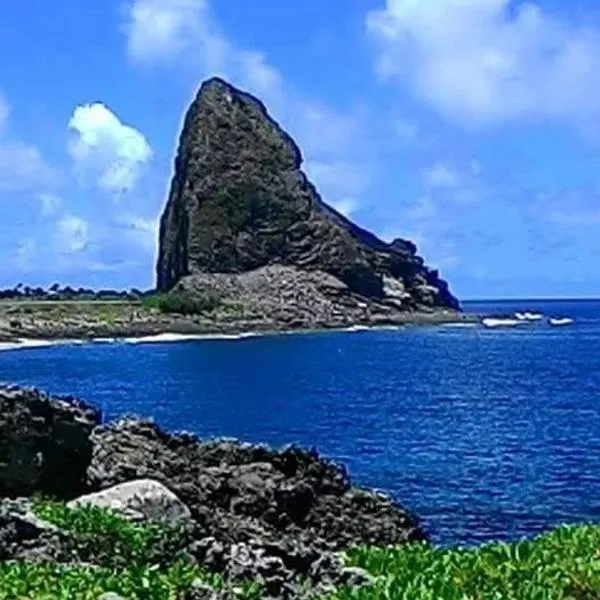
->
[440,322,478,329]
[91,337,120,344]
[0,338,67,352]
[345,325,370,332]
[515,311,543,321]
[548,317,574,326]
[482,318,522,328]
[122,331,259,345]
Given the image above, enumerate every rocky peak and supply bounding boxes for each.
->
[156,77,459,311]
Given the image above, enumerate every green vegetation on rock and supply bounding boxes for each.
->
[331,524,600,600]
[32,499,187,568]
[0,499,263,600]
[3,498,599,599]
[141,291,221,315]
[0,561,218,600]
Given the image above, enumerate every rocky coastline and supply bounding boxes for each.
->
[0,298,477,345]
[0,384,425,599]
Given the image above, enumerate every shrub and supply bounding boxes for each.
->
[330,524,600,600]
[32,499,188,568]
[141,291,221,315]
[0,499,265,600]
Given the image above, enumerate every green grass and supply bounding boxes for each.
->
[331,524,600,600]
[0,499,263,600]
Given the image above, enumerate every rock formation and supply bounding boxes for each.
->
[0,385,99,498]
[156,77,459,319]
[0,384,425,598]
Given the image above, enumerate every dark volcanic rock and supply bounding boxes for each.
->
[87,418,424,596]
[0,385,424,598]
[0,385,100,498]
[156,77,459,312]
[87,419,424,550]
[0,498,74,562]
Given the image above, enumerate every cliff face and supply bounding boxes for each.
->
[157,77,459,311]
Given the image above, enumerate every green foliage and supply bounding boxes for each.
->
[141,291,221,315]
[0,560,209,600]
[32,499,187,568]
[330,524,600,600]
[0,500,264,599]
[7,500,600,599]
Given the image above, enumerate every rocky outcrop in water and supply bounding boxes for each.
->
[156,77,459,319]
[0,385,424,598]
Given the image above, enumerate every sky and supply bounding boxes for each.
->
[1,0,600,299]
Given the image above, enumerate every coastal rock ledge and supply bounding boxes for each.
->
[0,385,425,598]
[156,77,459,327]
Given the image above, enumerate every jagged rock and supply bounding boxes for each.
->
[0,385,424,598]
[0,498,73,562]
[87,419,424,551]
[156,77,459,318]
[0,385,100,498]
[67,479,192,523]
[86,417,424,595]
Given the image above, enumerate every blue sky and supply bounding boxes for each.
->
[1,0,600,299]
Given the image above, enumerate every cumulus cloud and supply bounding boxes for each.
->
[56,214,89,254]
[367,0,600,126]
[68,103,152,193]
[124,0,282,100]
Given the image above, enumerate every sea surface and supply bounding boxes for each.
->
[1,299,599,547]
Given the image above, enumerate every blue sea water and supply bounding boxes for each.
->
[1,299,599,547]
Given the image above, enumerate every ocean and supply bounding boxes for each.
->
[1,299,599,547]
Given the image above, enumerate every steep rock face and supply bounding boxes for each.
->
[157,77,459,310]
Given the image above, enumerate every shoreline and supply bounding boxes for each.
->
[0,308,481,347]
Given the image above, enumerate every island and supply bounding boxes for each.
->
[0,78,473,343]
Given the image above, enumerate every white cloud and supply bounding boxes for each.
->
[406,196,438,221]
[56,214,89,254]
[0,93,9,131]
[0,92,57,193]
[423,162,462,188]
[68,103,152,193]
[127,0,210,61]
[0,141,57,193]
[330,198,360,218]
[534,190,600,227]
[37,193,62,217]
[304,160,371,218]
[124,0,373,215]
[367,0,600,126]
[125,0,282,100]
[306,160,370,196]
[119,214,159,253]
